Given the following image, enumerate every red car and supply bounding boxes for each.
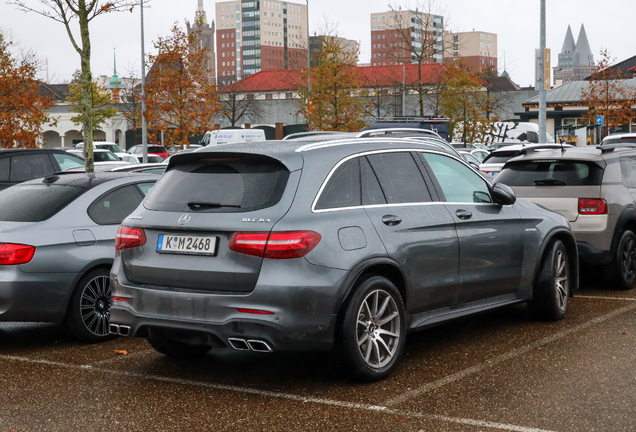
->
[127,145,171,160]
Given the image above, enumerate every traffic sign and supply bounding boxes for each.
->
[596,115,604,126]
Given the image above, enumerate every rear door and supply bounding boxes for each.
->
[120,154,297,293]
[361,151,460,312]
[420,152,525,303]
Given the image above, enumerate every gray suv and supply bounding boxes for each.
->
[110,138,578,381]
[497,144,636,290]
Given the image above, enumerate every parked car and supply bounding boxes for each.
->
[470,148,491,163]
[76,141,128,160]
[480,143,574,179]
[0,172,158,341]
[120,154,165,164]
[0,149,84,191]
[458,150,481,169]
[200,129,266,146]
[600,133,636,146]
[66,149,131,169]
[128,145,171,160]
[497,144,636,290]
[110,137,578,381]
[109,163,167,175]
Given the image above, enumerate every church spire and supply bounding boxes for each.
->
[195,0,208,25]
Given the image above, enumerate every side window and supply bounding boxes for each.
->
[360,157,386,205]
[135,182,156,197]
[9,154,55,182]
[0,157,9,181]
[88,185,144,225]
[366,152,431,204]
[315,158,361,210]
[620,156,636,188]
[52,153,84,171]
[421,153,492,203]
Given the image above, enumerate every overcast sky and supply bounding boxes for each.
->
[1,0,633,88]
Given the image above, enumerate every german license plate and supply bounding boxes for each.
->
[156,234,217,256]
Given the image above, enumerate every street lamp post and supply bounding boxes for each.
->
[306,0,310,91]
[539,0,547,143]
[140,0,148,164]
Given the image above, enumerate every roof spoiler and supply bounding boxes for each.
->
[598,143,636,153]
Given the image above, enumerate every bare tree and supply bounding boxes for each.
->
[217,81,265,128]
[479,65,515,121]
[10,0,139,172]
[388,0,452,116]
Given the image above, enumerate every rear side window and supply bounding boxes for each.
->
[366,152,432,204]
[9,154,55,182]
[620,156,636,188]
[144,155,289,213]
[89,185,144,225]
[0,158,9,181]
[0,185,85,222]
[315,159,361,210]
[94,152,119,162]
[497,161,604,186]
[52,153,84,171]
[482,151,519,165]
[421,153,491,203]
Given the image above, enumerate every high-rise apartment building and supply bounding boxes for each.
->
[444,31,497,72]
[187,0,216,84]
[216,0,308,86]
[309,35,358,67]
[370,10,444,67]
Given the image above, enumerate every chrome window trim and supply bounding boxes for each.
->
[311,148,489,213]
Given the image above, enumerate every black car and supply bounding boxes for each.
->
[0,149,84,191]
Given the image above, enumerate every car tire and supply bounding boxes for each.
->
[334,275,406,382]
[65,268,116,343]
[147,329,211,358]
[605,230,636,290]
[530,240,570,321]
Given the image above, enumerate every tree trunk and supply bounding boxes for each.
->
[79,0,94,173]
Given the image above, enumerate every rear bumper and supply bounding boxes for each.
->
[0,268,77,322]
[109,257,350,352]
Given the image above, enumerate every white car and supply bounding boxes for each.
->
[480,143,574,179]
[65,148,131,168]
[600,133,636,146]
[75,141,129,160]
[119,154,165,164]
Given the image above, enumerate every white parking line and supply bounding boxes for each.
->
[383,302,636,407]
[86,348,157,366]
[0,354,556,432]
[575,295,636,301]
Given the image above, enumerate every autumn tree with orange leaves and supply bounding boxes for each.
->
[581,49,636,138]
[298,36,368,131]
[145,24,220,147]
[0,33,55,148]
[11,0,140,170]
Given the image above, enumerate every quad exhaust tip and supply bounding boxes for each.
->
[109,324,131,336]
[228,337,272,352]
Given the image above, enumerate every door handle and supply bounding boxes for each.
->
[381,215,402,226]
[455,209,473,220]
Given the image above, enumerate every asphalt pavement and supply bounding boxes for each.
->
[1,282,635,432]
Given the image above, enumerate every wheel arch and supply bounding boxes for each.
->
[608,207,636,259]
[337,258,408,316]
[533,229,579,295]
[65,259,114,311]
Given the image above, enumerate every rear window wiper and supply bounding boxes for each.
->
[187,201,242,209]
[534,179,566,186]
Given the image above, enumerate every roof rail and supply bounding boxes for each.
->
[282,131,350,140]
[517,144,574,155]
[598,143,636,153]
[356,128,442,139]
[372,116,450,122]
[295,137,457,154]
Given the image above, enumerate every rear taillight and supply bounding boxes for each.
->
[0,243,35,265]
[116,226,147,251]
[229,231,321,259]
[578,198,607,215]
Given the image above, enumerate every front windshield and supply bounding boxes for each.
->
[97,144,125,153]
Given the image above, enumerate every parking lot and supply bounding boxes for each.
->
[0,280,634,432]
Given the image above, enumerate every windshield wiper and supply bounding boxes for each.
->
[534,179,566,186]
[187,201,241,209]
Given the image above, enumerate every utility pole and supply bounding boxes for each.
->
[306,0,310,91]
[539,0,547,143]
[140,0,148,163]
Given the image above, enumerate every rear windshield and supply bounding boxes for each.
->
[482,151,520,165]
[149,146,168,152]
[603,137,636,145]
[496,160,604,186]
[0,184,85,222]
[144,155,290,213]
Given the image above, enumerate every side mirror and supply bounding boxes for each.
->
[491,183,516,205]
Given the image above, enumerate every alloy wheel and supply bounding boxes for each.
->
[80,275,111,337]
[356,289,401,369]
[621,237,636,284]
[554,249,569,312]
